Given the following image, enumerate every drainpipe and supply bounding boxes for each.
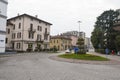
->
[22,16,24,51]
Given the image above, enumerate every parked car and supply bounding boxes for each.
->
[65,49,70,53]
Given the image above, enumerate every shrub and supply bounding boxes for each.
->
[77,49,86,54]
[50,47,58,52]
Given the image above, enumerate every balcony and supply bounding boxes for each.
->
[44,39,49,43]
[36,39,44,43]
[44,32,49,35]
[28,28,36,33]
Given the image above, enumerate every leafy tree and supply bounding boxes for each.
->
[77,38,86,54]
[91,26,103,49]
[91,9,119,52]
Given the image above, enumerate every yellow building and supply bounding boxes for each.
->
[50,36,72,51]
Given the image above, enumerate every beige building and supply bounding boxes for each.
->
[6,14,52,52]
[50,36,72,51]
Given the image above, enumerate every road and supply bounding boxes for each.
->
[0,53,120,80]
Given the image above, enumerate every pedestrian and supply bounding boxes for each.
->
[105,48,109,58]
[112,50,115,55]
[105,48,109,55]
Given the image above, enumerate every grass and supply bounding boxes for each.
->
[58,53,110,61]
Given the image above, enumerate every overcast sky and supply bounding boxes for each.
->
[7,0,120,37]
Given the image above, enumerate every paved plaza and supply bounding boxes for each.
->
[0,52,120,80]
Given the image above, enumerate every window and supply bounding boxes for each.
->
[16,43,21,49]
[6,38,8,44]
[58,46,60,50]
[37,26,42,31]
[28,44,33,49]
[40,26,42,31]
[28,32,34,39]
[7,29,10,34]
[17,32,21,38]
[37,26,39,31]
[12,33,16,39]
[13,24,15,30]
[44,35,48,40]
[19,23,21,29]
[37,34,41,41]
[30,23,33,30]
[45,28,47,32]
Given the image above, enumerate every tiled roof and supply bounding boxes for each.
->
[7,14,52,25]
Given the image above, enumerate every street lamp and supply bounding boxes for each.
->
[78,21,81,37]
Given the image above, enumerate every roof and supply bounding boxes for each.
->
[7,14,52,25]
[51,36,72,40]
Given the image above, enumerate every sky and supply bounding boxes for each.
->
[7,0,120,37]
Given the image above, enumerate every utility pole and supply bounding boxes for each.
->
[78,21,81,37]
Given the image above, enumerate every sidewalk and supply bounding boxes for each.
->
[88,51,120,62]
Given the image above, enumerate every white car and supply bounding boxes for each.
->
[65,49,70,53]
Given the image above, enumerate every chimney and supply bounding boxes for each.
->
[35,15,38,18]
[17,13,20,16]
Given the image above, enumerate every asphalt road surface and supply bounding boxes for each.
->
[0,53,120,80]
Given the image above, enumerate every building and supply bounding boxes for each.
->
[6,14,52,52]
[0,0,8,52]
[50,36,72,51]
[69,36,78,47]
[61,31,86,48]
[62,31,85,39]
[113,9,120,31]
[62,31,78,37]
[79,32,85,39]
[84,37,91,51]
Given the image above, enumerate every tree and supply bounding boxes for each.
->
[91,9,119,52]
[77,38,86,54]
[91,26,103,49]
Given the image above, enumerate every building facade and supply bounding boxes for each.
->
[113,9,120,31]
[62,31,85,39]
[6,14,52,52]
[69,36,78,47]
[50,36,72,51]
[85,37,91,51]
[61,31,86,48]
[0,0,8,52]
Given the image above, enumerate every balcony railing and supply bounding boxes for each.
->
[44,32,49,35]
[44,39,49,43]
[36,39,44,43]
[28,28,36,33]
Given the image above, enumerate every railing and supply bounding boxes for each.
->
[44,32,49,35]
[44,39,49,43]
[36,39,44,43]
[28,28,36,33]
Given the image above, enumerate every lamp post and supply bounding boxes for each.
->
[78,21,81,37]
